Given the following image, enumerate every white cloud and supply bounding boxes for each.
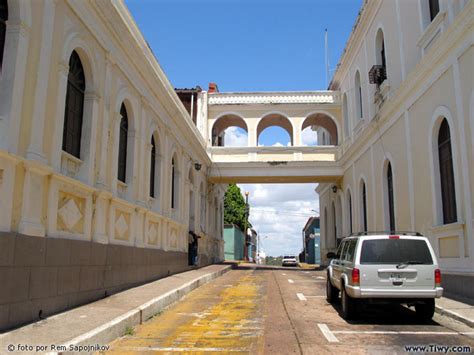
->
[272,142,284,147]
[302,127,318,146]
[223,127,248,147]
[238,183,319,257]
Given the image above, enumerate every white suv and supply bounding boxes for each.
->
[326,233,443,320]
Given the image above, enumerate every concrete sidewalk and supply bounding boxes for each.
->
[436,297,474,328]
[0,264,230,354]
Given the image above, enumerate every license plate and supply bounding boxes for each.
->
[390,273,402,279]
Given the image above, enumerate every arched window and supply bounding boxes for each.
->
[150,136,156,198]
[355,71,363,119]
[343,93,349,138]
[117,103,128,183]
[438,118,457,224]
[348,191,353,234]
[332,202,337,245]
[375,29,387,83]
[0,0,7,72]
[361,181,368,232]
[62,51,85,158]
[324,207,328,248]
[387,162,395,232]
[171,157,176,208]
[429,0,439,21]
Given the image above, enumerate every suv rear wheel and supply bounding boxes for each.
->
[341,284,357,320]
[326,276,339,303]
[415,299,435,321]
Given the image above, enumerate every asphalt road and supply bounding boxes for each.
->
[105,265,474,354]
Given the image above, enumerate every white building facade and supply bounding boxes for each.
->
[317,0,473,301]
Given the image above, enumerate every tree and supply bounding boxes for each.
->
[224,184,251,232]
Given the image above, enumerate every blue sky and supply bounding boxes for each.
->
[125,0,362,256]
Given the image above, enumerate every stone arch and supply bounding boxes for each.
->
[61,32,98,94]
[257,112,294,146]
[301,111,339,145]
[375,27,388,82]
[211,112,248,146]
[115,88,138,132]
[428,106,461,226]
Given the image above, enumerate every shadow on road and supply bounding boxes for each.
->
[329,299,440,326]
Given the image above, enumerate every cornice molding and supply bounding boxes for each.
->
[208,91,340,105]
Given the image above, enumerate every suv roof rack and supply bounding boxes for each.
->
[347,231,423,237]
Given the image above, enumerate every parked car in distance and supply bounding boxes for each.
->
[326,233,443,320]
[282,255,298,267]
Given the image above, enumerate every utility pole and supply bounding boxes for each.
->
[244,191,249,261]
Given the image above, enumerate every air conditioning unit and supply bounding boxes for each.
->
[369,65,386,85]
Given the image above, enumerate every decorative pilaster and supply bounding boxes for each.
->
[51,61,70,171]
[97,55,115,189]
[26,0,58,163]
[0,19,30,153]
[18,163,51,236]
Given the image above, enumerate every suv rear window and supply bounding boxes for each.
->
[360,239,433,264]
[284,256,295,259]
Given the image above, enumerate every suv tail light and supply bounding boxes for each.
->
[352,268,360,286]
[435,269,441,287]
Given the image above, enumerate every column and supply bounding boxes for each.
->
[51,61,70,171]
[78,91,100,185]
[0,19,30,153]
[137,99,149,203]
[0,158,17,231]
[110,112,122,194]
[97,55,114,189]
[26,0,57,162]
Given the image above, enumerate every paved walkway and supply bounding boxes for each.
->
[0,264,230,354]
[436,297,474,328]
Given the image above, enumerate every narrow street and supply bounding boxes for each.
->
[104,266,474,354]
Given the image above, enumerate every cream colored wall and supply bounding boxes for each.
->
[0,0,224,261]
[320,0,473,274]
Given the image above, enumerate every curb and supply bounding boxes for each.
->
[55,265,231,355]
[435,305,474,328]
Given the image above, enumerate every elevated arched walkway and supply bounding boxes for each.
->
[205,91,344,183]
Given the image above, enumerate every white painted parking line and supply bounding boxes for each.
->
[288,279,294,283]
[318,323,339,343]
[305,271,310,273]
[305,295,326,298]
[332,330,474,336]
[297,293,307,301]
[316,276,325,279]
[282,273,286,275]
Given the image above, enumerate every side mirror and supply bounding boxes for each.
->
[326,252,337,259]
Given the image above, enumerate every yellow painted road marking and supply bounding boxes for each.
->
[107,272,266,354]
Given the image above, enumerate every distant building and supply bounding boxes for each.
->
[302,217,321,264]
[224,224,245,261]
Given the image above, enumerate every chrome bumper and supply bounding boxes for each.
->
[346,285,443,299]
